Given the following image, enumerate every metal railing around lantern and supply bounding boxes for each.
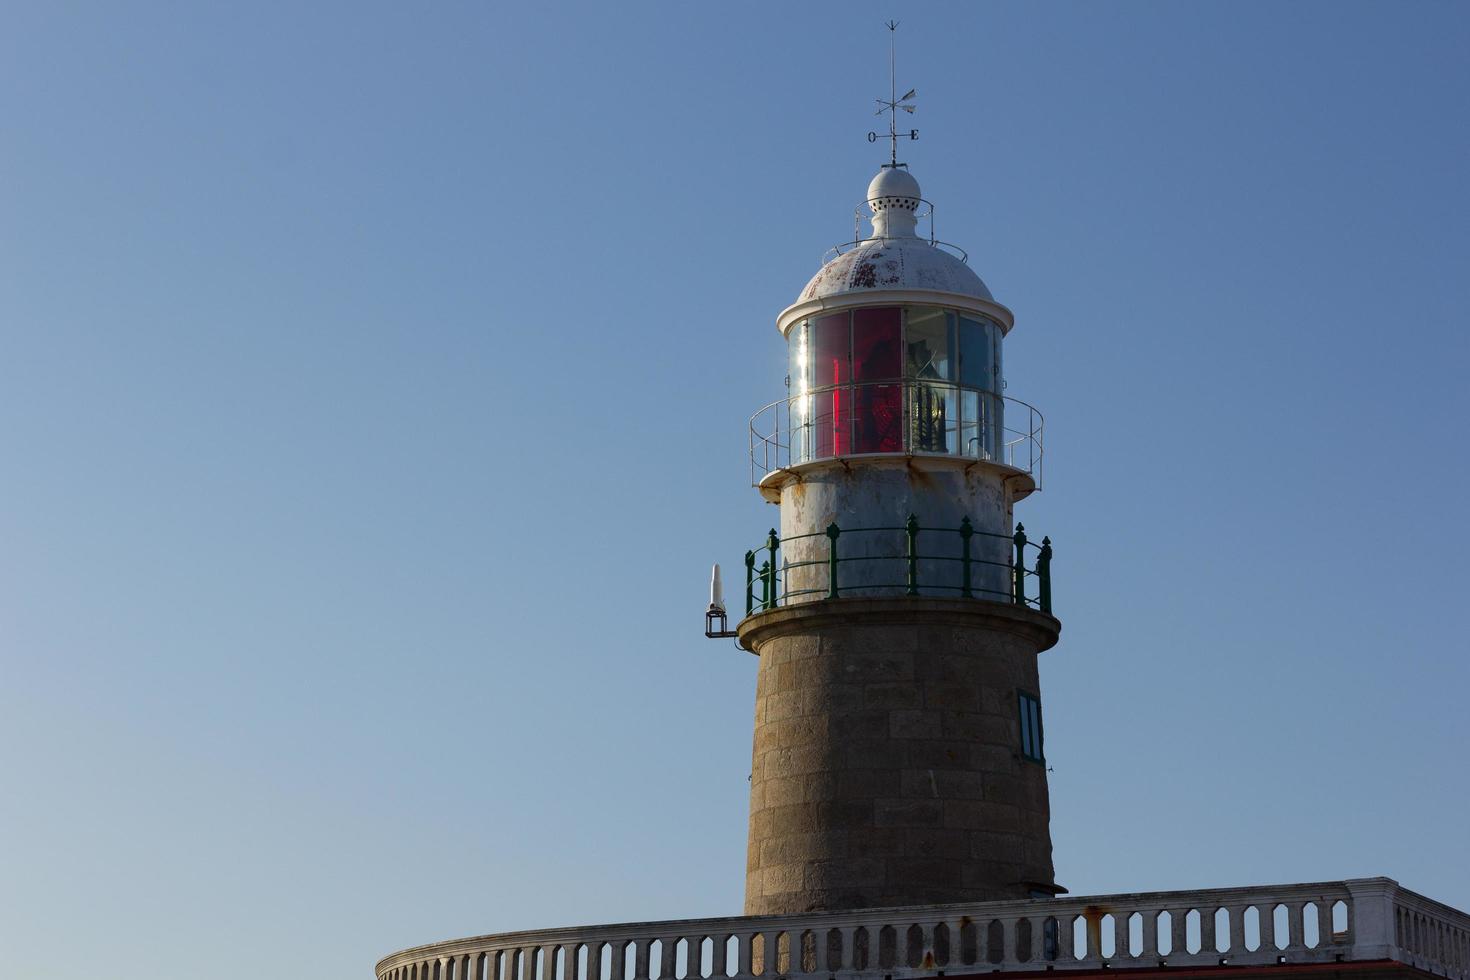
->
[749,381,1043,488]
[742,517,1053,618]
[819,197,967,262]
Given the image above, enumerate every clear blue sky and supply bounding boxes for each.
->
[2,3,1467,978]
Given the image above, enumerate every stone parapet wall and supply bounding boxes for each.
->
[376,879,1470,980]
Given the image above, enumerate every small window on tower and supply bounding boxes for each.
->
[1018,692,1044,763]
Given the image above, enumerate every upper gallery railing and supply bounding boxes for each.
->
[749,382,1043,488]
[741,517,1052,617]
[375,878,1469,980]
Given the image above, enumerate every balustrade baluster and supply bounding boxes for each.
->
[1218,907,1236,956]
[634,941,651,980]
[1141,910,1157,959]
[1258,902,1276,953]
[1318,902,1336,948]
[1288,903,1304,951]
[1000,917,1016,968]
[1198,907,1215,957]
[1018,916,1037,965]
[1170,910,1193,957]
[760,931,775,979]
[838,927,855,972]
[712,935,729,980]
[918,921,935,968]
[1113,913,1128,963]
[1235,905,1255,955]
[735,933,753,980]
[1055,914,1075,963]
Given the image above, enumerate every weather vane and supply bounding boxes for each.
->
[868,20,917,168]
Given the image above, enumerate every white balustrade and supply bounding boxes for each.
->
[378,879,1469,980]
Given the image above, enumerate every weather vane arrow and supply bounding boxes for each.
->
[867,20,917,168]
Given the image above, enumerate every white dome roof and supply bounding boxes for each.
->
[799,238,993,303]
[797,167,994,304]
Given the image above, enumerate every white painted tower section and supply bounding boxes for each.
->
[756,166,1042,604]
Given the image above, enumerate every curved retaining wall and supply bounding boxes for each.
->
[376,879,1470,980]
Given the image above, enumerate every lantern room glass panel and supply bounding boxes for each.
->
[787,320,810,463]
[958,315,1004,460]
[957,315,994,391]
[905,307,954,382]
[958,389,986,460]
[811,312,849,457]
[852,307,902,381]
[854,385,903,453]
[910,383,956,453]
[851,307,902,453]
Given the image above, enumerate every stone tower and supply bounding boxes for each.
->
[737,163,1062,915]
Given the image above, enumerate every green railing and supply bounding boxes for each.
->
[743,516,1052,617]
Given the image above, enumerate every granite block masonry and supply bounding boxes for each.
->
[739,597,1060,915]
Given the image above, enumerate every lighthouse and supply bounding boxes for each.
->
[374,30,1470,980]
[735,91,1060,916]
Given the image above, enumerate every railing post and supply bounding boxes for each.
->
[826,522,841,599]
[1038,536,1052,615]
[744,550,756,617]
[906,513,920,596]
[959,516,974,599]
[1012,524,1028,606]
[765,529,780,609]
